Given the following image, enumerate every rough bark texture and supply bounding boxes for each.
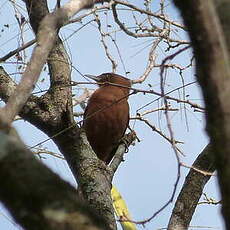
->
[26,1,117,228]
[174,0,230,228]
[168,145,216,230]
[0,0,118,229]
[0,65,117,230]
[214,0,230,55]
[0,130,107,230]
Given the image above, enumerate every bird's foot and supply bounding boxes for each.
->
[120,131,137,153]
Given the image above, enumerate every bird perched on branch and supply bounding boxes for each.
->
[83,73,131,164]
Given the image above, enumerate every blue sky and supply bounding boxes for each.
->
[0,1,224,229]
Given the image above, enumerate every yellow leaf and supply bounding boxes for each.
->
[111,185,137,230]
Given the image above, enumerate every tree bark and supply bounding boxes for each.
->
[0,0,118,229]
[0,129,107,230]
[168,145,215,230]
[174,0,230,228]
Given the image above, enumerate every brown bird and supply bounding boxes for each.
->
[83,73,131,164]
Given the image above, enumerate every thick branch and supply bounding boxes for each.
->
[25,0,74,126]
[168,144,216,230]
[0,129,107,230]
[174,0,230,228]
[214,0,230,55]
[0,66,117,230]
[0,67,63,132]
[24,2,116,228]
[0,67,17,101]
[0,0,118,227]
[62,129,116,230]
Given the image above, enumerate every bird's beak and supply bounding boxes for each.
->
[85,74,100,82]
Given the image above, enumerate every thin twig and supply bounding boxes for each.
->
[0,39,36,63]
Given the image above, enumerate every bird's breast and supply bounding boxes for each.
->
[83,89,129,163]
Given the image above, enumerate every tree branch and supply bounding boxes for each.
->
[68,129,116,230]
[110,131,137,174]
[0,0,118,228]
[25,0,74,126]
[0,0,102,127]
[174,0,230,228]
[0,128,107,230]
[168,144,216,230]
[0,65,117,230]
[0,39,36,63]
[214,0,230,55]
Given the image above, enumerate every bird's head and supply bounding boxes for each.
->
[85,73,131,89]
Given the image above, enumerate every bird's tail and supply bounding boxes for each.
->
[111,185,137,230]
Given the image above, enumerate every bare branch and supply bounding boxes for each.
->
[133,116,184,155]
[110,131,137,174]
[168,145,215,230]
[94,12,118,72]
[173,0,230,228]
[72,89,94,107]
[0,39,36,63]
[113,0,185,30]
[198,193,221,205]
[71,81,205,110]
[0,128,108,230]
[0,0,103,127]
